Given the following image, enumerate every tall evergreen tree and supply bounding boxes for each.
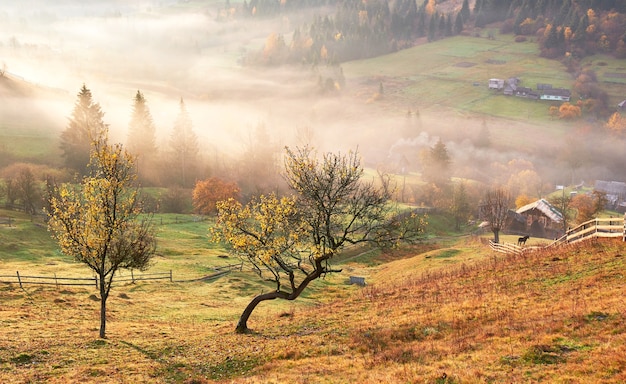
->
[60,84,108,176]
[460,0,471,22]
[422,138,452,187]
[169,98,199,187]
[127,90,157,160]
[454,12,464,34]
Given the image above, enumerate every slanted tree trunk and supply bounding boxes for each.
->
[235,257,328,333]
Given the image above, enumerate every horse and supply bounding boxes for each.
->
[517,235,530,246]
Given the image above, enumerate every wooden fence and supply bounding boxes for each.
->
[547,216,625,249]
[0,272,97,289]
[0,263,243,289]
[490,216,626,255]
[489,240,520,254]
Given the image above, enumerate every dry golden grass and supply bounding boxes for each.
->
[1,238,625,383]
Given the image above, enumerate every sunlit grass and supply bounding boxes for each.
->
[2,236,624,383]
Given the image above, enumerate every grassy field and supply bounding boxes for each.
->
[343,34,573,121]
[1,228,625,383]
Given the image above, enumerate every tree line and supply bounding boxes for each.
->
[233,0,626,66]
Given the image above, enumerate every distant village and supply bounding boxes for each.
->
[488,77,571,101]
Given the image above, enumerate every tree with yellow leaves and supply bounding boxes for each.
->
[606,112,626,136]
[47,130,156,339]
[213,146,426,333]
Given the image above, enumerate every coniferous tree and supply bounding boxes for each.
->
[127,90,158,184]
[169,98,199,187]
[454,12,464,34]
[60,84,108,176]
[127,91,157,161]
[460,0,470,22]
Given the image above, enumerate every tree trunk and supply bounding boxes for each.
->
[235,257,327,333]
[493,229,500,244]
[235,291,288,333]
[99,276,108,339]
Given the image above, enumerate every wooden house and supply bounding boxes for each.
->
[540,88,571,102]
[516,199,564,239]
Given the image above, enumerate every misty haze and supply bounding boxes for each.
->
[2,0,626,382]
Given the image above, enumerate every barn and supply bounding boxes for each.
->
[516,199,564,239]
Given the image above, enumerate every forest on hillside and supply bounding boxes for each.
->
[235,0,626,63]
[2,0,626,232]
[233,0,626,116]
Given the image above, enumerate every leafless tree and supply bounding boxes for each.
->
[481,187,511,243]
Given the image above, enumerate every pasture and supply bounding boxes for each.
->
[1,222,625,382]
[342,33,626,151]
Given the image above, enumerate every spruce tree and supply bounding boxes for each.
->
[460,0,470,22]
[127,90,158,185]
[60,84,108,176]
[127,90,157,162]
[169,98,199,187]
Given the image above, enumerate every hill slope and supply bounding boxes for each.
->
[1,238,624,383]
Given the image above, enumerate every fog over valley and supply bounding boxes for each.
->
[4,2,626,381]
[2,0,626,203]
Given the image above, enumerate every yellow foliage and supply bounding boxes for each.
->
[320,45,328,61]
[564,26,572,41]
[544,24,552,38]
[598,34,610,51]
[426,0,436,15]
[558,103,581,120]
[515,194,534,209]
[606,112,626,136]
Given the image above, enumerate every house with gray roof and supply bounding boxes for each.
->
[516,199,564,238]
[594,180,626,212]
[540,88,571,102]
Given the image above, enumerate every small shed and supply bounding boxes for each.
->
[489,78,505,89]
[516,199,564,238]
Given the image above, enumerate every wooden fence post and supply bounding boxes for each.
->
[54,273,58,290]
[131,269,135,283]
[169,270,173,282]
[16,271,22,289]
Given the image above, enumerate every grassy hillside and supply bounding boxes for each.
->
[0,75,65,166]
[1,231,624,383]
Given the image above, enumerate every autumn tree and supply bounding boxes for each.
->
[192,177,240,215]
[558,102,582,120]
[5,165,41,214]
[169,98,199,187]
[606,112,626,136]
[127,90,158,184]
[515,194,534,209]
[60,84,108,176]
[481,187,511,244]
[450,182,471,231]
[47,131,156,339]
[213,146,425,333]
[569,191,607,224]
